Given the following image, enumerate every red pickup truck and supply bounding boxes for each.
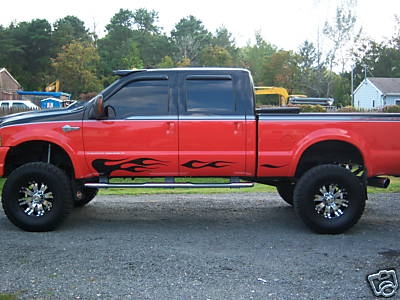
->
[0,68,399,233]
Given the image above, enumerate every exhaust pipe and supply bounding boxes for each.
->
[367,177,390,188]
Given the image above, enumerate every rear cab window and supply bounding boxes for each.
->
[184,75,235,114]
[181,74,241,116]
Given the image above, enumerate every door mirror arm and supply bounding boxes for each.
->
[88,94,107,120]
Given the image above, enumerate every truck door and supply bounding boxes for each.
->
[83,75,179,177]
[178,73,249,177]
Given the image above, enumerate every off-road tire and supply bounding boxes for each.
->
[72,180,98,207]
[293,164,366,234]
[1,162,73,231]
[276,181,295,206]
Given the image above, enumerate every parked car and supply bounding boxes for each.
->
[0,100,39,110]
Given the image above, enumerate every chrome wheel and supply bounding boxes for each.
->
[314,184,349,219]
[19,182,54,217]
[2,162,73,231]
[294,164,366,234]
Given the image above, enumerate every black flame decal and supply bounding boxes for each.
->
[92,158,167,175]
[182,160,234,169]
[261,163,287,169]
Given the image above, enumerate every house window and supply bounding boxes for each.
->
[396,99,400,106]
[372,100,375,108]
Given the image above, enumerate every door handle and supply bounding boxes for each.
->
[166,122,175,135]
[62,125,81,132]
[233,122,242,134]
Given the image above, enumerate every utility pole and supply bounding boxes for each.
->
[351,66,354,106]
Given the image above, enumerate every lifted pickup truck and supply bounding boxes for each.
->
[0,68,399,233]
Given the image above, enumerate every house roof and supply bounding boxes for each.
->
[368,77,400,95]
[0,67,21,87]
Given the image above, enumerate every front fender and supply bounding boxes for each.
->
[1,122,92,178]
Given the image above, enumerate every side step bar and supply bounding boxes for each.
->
[85,182,254,189]
[85,177,254,189]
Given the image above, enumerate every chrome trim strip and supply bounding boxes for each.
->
[85,182,254,189]
[125,116,177,120]
[258,114,400,122]
[179,115,246,121]
[1,120,82,128]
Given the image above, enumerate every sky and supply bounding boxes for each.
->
[1,0,399,51]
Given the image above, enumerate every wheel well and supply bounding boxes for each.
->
[296,140,364,177]
[4,141,74,177]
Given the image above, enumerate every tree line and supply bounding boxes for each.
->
[0,7,400,106]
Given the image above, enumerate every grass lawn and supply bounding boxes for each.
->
[0,294,17,300]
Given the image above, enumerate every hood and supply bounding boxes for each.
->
[0,105,87,128]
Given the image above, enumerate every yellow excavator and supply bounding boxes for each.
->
[254,86,292,106]
[254,86,334,106]
[45,80,60,92]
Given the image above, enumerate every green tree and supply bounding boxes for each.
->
[97,9,143,81]
[323,3,360,96]
[390,15,400,50]
[53,16,91,49]
[107,8,135,32]
[296,40,328,97]
[264,51,300,92]
[212,26,239,64]
[355,41,400,80]
[139,33,172,67]
[199,46,233,66]
[170,16,212,64]
[131,9,172,67]
[1,19,54,90]
[0,24,25,72]
[132,8,160,33]
[239,32,277,85]
[98,35,143,71]
[52,41,102,98]
[157,56,175,68]
[331,72,351,106]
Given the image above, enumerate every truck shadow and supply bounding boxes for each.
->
[65,193,400,235]
[67,194,303,233]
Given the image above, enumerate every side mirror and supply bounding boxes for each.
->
[88,94,106,120]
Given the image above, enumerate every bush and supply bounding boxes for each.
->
[382,105,400,113]
[337,106,359,112]
[298,105,326,112]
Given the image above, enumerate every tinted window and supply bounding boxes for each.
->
[105,79,169,118]
[185,77,235,114]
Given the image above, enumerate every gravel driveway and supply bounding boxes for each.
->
[1,192,399,299]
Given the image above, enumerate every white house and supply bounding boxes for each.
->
[354,77,400,109]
